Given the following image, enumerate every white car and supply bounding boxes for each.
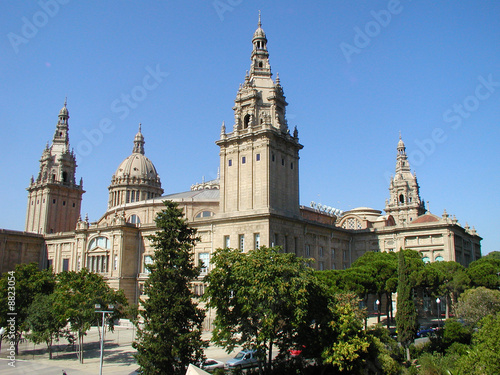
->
[225,349,260,369]
[200,358,225,371]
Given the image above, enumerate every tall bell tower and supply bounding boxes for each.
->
[25,100,85,234]
[216,14,303,218]
[385,135,426,225]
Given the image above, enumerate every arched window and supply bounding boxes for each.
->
[195,211,215,218]
[244,114,251,129]
[88,236,110,250]
[399,194,405,204]
[422,256,430,264]
[128,214,141,224]
[87,236,110,273]
[435,255,444,262]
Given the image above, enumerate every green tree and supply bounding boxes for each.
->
[133,200,205,375]
[455,287,500,327]
[322,293,370,373]
[352,251,398,327]
[422,261,469,318]
[25,293,68,359]
[55,269,128,363]
[467,256,500,289]
[458,314,500,374]
[396,249,418,362]
[0,263,55,354]
[204,246,329,372]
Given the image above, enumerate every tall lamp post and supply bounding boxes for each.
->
[436,298,441,330]
[376,299,380,323]
[95,304,114,375]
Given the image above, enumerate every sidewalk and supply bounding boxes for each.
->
[0,326,235,374]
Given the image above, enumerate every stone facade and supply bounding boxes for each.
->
[1,17,481,309]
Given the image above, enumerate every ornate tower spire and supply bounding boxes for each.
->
[250,12,271,78]
[52,99,70,154]
[26,101,84,234]
[216,15,302,218]
[133,123,145,154]
[385,134,425,225]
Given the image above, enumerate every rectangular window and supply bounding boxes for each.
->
[144,255,153,274]
[242,156,246,164]
[319,261,324,271]
[254,233,260,249]
[239,234,245,251]
[256,154,260,161]
[62,258,69,272]
[305,245,310,257]
[77,256,81,270]
[224,235,230,248]
[343,250,348,262]
[198,253,210,275]
[319,246,324,258]
[291,162,294,169]
[273,233,278,247]
[228,159,232,166]
[114,255,118,271]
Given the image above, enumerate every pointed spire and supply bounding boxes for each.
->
[258,10,262,28]
[133,123,145,154]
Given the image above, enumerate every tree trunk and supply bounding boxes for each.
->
[48,337,53,360]
[267,341,273,372]
[386,293,391,329]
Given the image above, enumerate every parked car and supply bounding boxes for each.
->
[416,326,436,338]
[225,349,260,369]
[199,358,225,371]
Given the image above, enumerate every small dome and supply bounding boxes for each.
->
[253,12,266,40]
[253,26,266,40]
[398,138,405,149]
[59,100,69,117]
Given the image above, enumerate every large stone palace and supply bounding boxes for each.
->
[0,17,481,307]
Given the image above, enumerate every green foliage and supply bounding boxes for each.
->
[322,293,370,373]
[55,268,127,363]
[204,245,330,371]
[457,314,500,374]
[467,256,500,289]
[455,286,500,327]
[396,250,418,349]
[133,200,206,375]
[0,263,55,354]
[25,293,68,359]
[441,318,472,348]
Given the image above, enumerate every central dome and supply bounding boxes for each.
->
[108,125,163,209]
[114,153,159,181]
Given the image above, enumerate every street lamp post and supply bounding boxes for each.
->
[436,298,441,330]
[95,304,114,375]
[376,299,380,324]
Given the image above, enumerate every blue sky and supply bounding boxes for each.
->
[1,1,499,255]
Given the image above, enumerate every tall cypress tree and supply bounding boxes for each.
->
[133,200,206,374]
[396,249,418,361]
